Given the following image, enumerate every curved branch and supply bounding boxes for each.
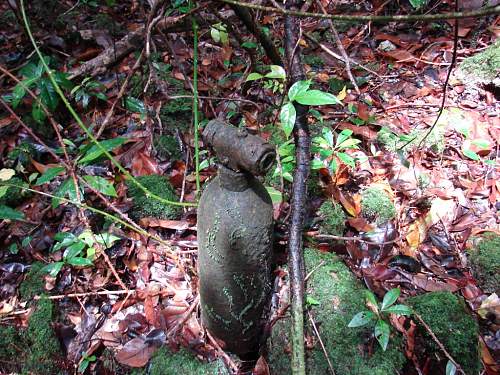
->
[219,0,500,23]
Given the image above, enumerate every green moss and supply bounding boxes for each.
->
[0,177,29,207]
[269,249,406,374]
[24,297,60,374]
[459,39,500,86]
[361,187,396,224]
[154,135,181,161]
[126,174,180,220]
[132,347,223,375]
[468,233,500,295]
[318,201,346,236]
[303,55,325,68]
[19,262,45,300]
[377,124,446,154]
[0,326,21,359]
[408,292,480,374]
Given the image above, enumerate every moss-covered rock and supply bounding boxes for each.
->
[407,291,480,374]
[468,233,500,295]
[269,249,406,375]
[458,39,500,87]
[154,135,181,161]
[318,201,346,236]
[126,175,181,220]
[19,261,46,300]
[132,347,224,375]
[361,187,396,224]
[24,297,60,374]
[0,325,20,360]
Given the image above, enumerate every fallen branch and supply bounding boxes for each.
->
[219,0,500,23]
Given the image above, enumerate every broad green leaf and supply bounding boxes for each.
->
[32,102,46,123]
[446,361,457,375]
[12,84,26,108]
[78,138,126,165]
[21,236,33,248]
[0,169,15,181]
[42,261,64,277]
[336,129,354,147]
[366,290,378,309]
[0,186,8,199]
[471,139,490,149]
[383,304,412,316]
[9,243,18,254]
[66,257,93,267]
[20,61,43,79]
[310,159,324,170]
[265,65,286,80]
[288,80,311,101]
[79,230,120,248]
[348,311,376,327]
[278,141,295,157]
[280,102,296,138]
[265,186,282,204]
[319,149,333,159]
[0,205,25,220]
[306,296,321,306]
[463,148,480,161]
[53,71,73,90]
[350,117,365,126]
[381,288,400,310]
[374,319,390,351]
[246,72,264,82]
[337,138,361,150]
[35,166,65,185]
[39,78,58,111]
[52,178,81,208]
[322,127,334,147]
[337,152,355,168]
[409,0,427,9]
[241,41,257,48]
[124,96,146,114]
[63,241,86,259]
[53,232,79,252]
[294,90,341,106]
[83,175,117,197]
[210,27,221,43]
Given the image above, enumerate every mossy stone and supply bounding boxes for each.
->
[126,174,181,220]
[24,297,60,374]
[361,187,396,224]
[458,39,500,87]
[132,347,224,375]
[407,291,480,374]
[19,261,46,300]
[468,233,500,295]
[269,249,406,375]
[318,201,346,236]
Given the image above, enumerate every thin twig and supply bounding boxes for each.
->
[310,232,401,246]
[166,295,200,337]
[33,290,134,300]
[206,330,239,374]
[307,311,336,375]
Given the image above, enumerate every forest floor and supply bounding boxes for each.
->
[0,1,499,374]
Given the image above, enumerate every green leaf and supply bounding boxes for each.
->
[9,243,18,254]
[374,319,390,351]
[350,117,365,126]
[295,90,341,106]
[42,261,64,277]
[463,148,480,161]
[12,83,26,108]
[21,236,33,248]
[241,41,257,48]
[471,139,490,149]
[280,102,296,138]
[210,27,221,43]
[39,78,58,111]
[337,152,355,168]
[381,288,400,310]
[32,101,46,123]
[310,159,324,170]
[0,205,24,220]
[0,186,8,199]
[382,304,412,316]
[409,0,427,9]
[246,72,264,82]
[288,80,311,101]
[336,129,353,147]
[365,290,378,308]
[265,186,282,204]
[446,360,457,375]
[348,311,376,327]
[337,138,361,149]
[53,232,79,252]
[322,127,334,147]
[63,241,86,260]
[265,65,286,80]
[52,178,81,208]
[124,96,146,114]
[83,175,117,197]
[306,296,321,306]
[66,257,93,267]
[78,138,126,165]
[35,166,65,185]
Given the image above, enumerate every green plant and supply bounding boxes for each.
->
[409,0,428,9]
[210,23,229,45]
[361,186,396,224]
[78,351,97,373]
[318,200,346,236]
[408,292,480,374]
[19,262,46,299]
[348,288,412,351]
[468,233,500,294]
[311,127,361,171]
[71,77,107,108]
[42,230,121,277]
[5,55,73,123]
[246,65,286,93]
[280,80,342,138]
[154,135,182,160]
[126,174,181,220]
[272,139,295,182]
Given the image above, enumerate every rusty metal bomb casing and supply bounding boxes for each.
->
[202,119,276,176]
[197,120,275,356]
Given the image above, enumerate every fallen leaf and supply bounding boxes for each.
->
[115,337,158,367]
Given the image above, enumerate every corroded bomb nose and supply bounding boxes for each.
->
[202,120,276,176]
